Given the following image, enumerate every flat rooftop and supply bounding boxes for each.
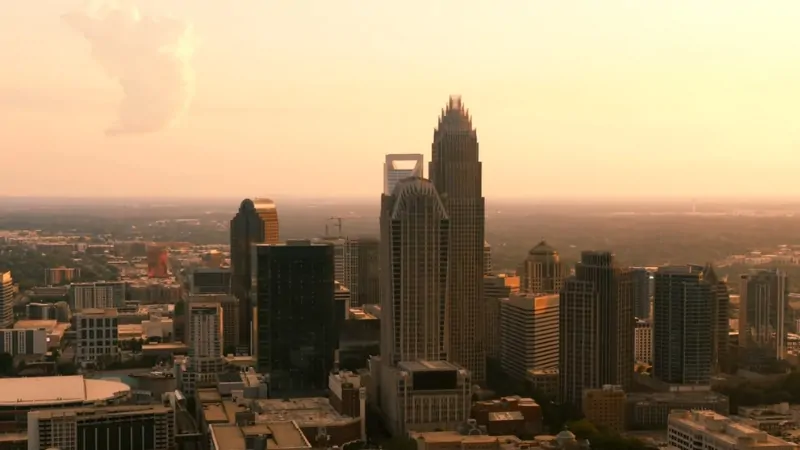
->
[210,422,311,450]
[0,375,130,407]
[670,410,795,448]
[201,398,247,425]
[255,398,358,427]
[30,404,172,420]
[397,360,461,373]
[14,319,58,331]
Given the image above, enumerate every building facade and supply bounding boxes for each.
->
[28,404,175,450]
[384,153,424,195]
[44,266,81,285]
[558,251,633,409]
[653,265,713,385]
[630,267,652,319]
[739,269,789,365]
[484,274,520,360]
[253,241,336,397]
[0,272,12,329]
[519,241,564,295]
[0,328,47,356]
[70,281,126,311]
[668,410,797,450]
[344,237,380,306]
[183,301,224,395]
[429,95,487,384]
[499,293,559,381]
[635,319,653,364]
[190,268,232,295]
[75,308,119,364]
[379,177,450,365]
[230,197,279,350]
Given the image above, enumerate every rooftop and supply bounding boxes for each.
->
[397,360,462,373]
[30,404,172,420]
[254,397,358,427]
[210,422,311,450]
[669,410,796,448]
[0,375,130,407]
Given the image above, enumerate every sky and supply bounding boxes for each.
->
[2,1,800,199]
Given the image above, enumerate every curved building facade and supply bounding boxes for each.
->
[230,198,279,349]
[380,177,450,365]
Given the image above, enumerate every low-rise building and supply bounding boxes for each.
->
[627,388,730,430]
[14,319,69,349]
[668,409,798,450]
[472,396,542,437]
[28,404,174,450]
[582,385,626,434]
[0,328,47,356]
[209,422,311,450]
[379,360,472,436]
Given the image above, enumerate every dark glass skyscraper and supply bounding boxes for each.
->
[429,95,486,384]
[652,265,713,385]
[739,269,788,368]
[253,240,336,397]
[230,198,279,349]
[559,251,633,409]
[630,267,652,319]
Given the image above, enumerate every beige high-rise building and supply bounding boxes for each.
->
[519,240,564,294]
[499,293,559,381]
[378,177,472,436]
[187,294,238,354]
[183,301,223,395]
[429,95,486,384]
[484,274,520,360]
[379,177,449,365]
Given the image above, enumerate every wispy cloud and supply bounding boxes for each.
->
[63,0,195,136]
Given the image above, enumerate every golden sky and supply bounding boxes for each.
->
[2,1,799,199]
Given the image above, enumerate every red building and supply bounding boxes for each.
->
[147,245,169,278]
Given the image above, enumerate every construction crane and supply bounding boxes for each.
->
[324,216,345,238]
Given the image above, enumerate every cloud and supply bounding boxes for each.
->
[63,1,195,136]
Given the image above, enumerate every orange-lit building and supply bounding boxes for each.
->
[146,245,169,278]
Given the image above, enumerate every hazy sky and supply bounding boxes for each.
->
[2,1,799,199]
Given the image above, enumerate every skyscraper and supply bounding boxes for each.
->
[559,251,633,409]
[630,267,652,319]
[652,265,713,385]
[519,240,564,294]
[230,198,279,350]
[379,177,450,365]
[0,272,13,329]
[184,301,223,395]
[377,177,472,436]
[739,269,788,365]
[253,240,336,397]
[384,154,424,195]
[704,265,730,373]
[345,237,380,306]
[429,95,487,384]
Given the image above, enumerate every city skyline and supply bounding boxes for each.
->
[3,1,800,199]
